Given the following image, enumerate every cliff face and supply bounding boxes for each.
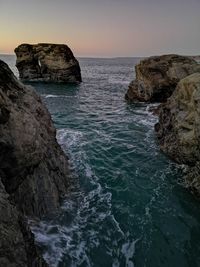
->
[126,54,200,195]
[155,73,200,194]
[0,179,47,267]
[0,60,71,266]
[126,54,200,102]
[15,43,82,83]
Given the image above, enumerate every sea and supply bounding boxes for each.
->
[1,54,200,267]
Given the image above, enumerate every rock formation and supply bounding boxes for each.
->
[0,59,71,266]
[15,43,82,83]
[126,54,200,102]
[0,179,47,267]
[155,73,200,194]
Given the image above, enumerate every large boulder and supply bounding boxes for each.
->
[15,43,82,83]
[0,60,70,218]
[155,73,200,194]
[155,73,200,164]
[126,54,200,102]
[0,60,71,265]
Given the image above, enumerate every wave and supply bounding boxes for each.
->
[42,94,77,99]
[31,128,139,266]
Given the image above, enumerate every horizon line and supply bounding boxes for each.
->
[0,53,199,59]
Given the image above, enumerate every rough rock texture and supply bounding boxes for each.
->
[0,60,70,217]
[155,73,200,194]
[0,179,47,267]
[126,54,200,102]
[0,60,71,265]
[15,43,82,83]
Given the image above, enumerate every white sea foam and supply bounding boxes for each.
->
[57,128,83,148]
[32,128,126,267]
[31,183,115,266]
[42,94,77,99]
[42,94,61,98]
[121,239,140,267]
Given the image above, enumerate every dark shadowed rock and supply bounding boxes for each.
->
[0,179,48,267]
[126,54,200,102]
[0,60,71,265]
[155,73,200,194]
[0,60,70,217]
[15,43,82,83]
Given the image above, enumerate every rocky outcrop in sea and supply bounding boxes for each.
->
[126,54,200,102]
[126,54,200,195]
[15,43,82,83]
[155,73,200,194]
[0,60,71,266]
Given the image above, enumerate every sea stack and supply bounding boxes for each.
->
[15,43,82,83]
[125,54,200,102]
[0,60,71,266]
[155,73,200,194]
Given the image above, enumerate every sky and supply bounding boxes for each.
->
[0,0,200,57]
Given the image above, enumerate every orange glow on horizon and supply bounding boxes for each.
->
[0,0,199,57]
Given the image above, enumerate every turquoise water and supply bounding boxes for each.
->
[1,55,200,267]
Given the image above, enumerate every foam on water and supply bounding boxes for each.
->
[42,94,77,99]
[2,56,200,267]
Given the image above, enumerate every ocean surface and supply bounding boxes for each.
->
[1,55,200,267]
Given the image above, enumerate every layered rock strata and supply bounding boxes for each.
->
[0,60,70,266]
[15,43,82,83]
[126,54,200,102]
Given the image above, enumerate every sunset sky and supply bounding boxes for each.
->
[0,0,200,57]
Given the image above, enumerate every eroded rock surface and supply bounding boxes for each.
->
[0,60,71,265]
[0,179,47,267]
[155,73,200,194]
[15,43,82,83]
[126,54,200,102]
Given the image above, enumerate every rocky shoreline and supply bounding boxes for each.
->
[1,52,200,266]
[0,60,71,266]
[126,54,200,195]
[155,73,200,194]
[125,54,200,103]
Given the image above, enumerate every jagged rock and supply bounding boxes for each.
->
[0,179,48,267]
[0,60,70,218]
[0,60,72,265]
[126,54,200,102]
[15,43,82,83]
[155,73,200,164]
[155,73,200,194]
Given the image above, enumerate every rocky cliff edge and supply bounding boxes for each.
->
[0,60,71,266]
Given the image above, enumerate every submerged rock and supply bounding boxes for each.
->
[126,54,200,102]
[0,60,71,265]
[15,43,82,83]
[155,73,200,194]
